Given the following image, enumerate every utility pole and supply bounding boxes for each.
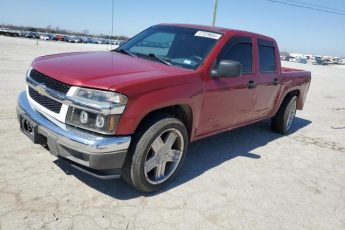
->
[212,0,218,26]
[111,0,114,49]
[111,0,114,39]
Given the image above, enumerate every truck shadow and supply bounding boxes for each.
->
[54,117,311,200]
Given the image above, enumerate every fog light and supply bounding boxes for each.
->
[87,90,93,98]
[95,115,105,128]
[66,107,121,134]
[80,111,88,124]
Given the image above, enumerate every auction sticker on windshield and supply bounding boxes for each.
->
[195,31,222,40]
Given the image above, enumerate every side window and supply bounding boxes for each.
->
[258,40,276,72]
[219,40,252,73]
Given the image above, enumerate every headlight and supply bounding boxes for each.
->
[66,88,127,134]
[66,107,121,134]
[73,88,127,106]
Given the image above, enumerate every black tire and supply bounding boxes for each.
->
[271,95,297,134]
[121,114,188,192]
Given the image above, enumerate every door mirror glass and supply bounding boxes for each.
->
[213,60,242,78]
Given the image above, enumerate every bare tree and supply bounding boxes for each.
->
[280,51,290,57]
[0,23,129,39]
[46,25,52,33]
[82,29,89,35]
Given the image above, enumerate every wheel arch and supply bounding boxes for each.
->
[133,104,194,141]
[271,88,301,117]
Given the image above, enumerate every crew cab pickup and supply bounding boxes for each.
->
[17,24,311,192]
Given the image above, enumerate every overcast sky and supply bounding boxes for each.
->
[1,0,344,56]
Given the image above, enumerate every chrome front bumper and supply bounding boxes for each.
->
[16,91,131,177]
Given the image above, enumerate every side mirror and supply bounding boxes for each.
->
[212,60,242,78]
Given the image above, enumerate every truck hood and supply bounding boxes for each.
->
[32,51,191,91]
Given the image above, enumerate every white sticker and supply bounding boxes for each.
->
[184,59,192,65]
[195,31,222,40]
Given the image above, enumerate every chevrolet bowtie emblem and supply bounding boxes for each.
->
[36,85,47,96]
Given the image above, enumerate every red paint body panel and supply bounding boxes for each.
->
[31,24,311,141]
[32,51,191,91]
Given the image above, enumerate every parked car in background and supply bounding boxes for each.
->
[86,37,98,44]
[27,32,40,39]
[39,34,50,40]
[331,58,343,65]
[112,40,123,45]
[95,38,104,44]
[47,34,55,40]
[62,35,70,42]
[102,39,112,44]
[64,36,81,43]
[118,40,126,46]
[312,57,327,65]
[296,57,307,64]
[75,37,83,43]
[80,37,89,43]
[53,34,64,41]
[0,27,20,37]
[19,31,30,38]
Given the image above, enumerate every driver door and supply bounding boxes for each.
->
[197,36,256,135]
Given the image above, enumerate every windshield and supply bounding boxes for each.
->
[116,26,222,70]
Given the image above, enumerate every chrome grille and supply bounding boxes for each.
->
[28,87,62,113]
[30,69,71,94]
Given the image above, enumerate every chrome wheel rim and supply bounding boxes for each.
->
[286,100,297,130]
[144,128,184,184]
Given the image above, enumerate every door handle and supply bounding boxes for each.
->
[273,78,279,85]
[247,80,256,89]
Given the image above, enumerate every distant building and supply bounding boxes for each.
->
[290,53,304,58]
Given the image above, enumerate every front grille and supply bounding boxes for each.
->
[30,69,71,94]
[28,87,62,113]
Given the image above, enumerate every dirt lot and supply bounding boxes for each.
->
[0,36,344,230]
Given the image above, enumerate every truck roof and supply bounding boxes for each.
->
[159,23,275,42]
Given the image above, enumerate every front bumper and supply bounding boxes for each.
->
[16,91,131,178]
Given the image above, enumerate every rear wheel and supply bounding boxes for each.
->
[122,114,188,192]
[271,95,297,134]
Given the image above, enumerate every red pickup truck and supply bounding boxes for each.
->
[17,24,311,192]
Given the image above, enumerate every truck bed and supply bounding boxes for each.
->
[281,67,311,79]
[281,67,309,74]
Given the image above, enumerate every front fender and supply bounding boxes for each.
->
[115,81,203,137]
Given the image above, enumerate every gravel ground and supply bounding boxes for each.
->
[0,36,344,230]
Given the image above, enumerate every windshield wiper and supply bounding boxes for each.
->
[147,53,171,66]
[113,48,136,57]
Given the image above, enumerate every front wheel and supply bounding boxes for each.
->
[122,115,188,192]
[271,95,297,134]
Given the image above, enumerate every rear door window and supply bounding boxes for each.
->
[258,40,276,72]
